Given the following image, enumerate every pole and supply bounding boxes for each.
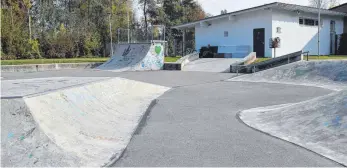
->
[127,8,130,43]
[182,30,186,56]
[274,48,276,58]
[318,0,321,59]
[109,14,113,57]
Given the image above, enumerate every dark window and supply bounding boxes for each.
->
[300,17,319,26]
[224,31,228,37]
[305,19,315,26]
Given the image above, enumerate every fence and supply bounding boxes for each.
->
[117,25,165,44]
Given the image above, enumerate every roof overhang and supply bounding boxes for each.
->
[172,2,347,30]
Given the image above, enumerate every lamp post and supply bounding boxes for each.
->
[318,0,321,59]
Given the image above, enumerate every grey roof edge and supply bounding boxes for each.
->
[329,3,347,10]
[172,2,347,29]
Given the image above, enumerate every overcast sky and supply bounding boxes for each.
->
[196,0,347,15]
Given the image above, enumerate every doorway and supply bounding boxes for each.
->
[253,28,265,57]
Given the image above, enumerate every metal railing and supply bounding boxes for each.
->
[302,51,309,61]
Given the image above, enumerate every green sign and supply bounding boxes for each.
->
[155,45,162,54]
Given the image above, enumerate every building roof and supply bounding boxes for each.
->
[329,3,347,13]
[329,3,347,10]
[172,2,347,29]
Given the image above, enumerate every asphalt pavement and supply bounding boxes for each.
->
[1,70,340,166]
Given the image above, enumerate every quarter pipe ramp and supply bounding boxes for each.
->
[97,42,165,72]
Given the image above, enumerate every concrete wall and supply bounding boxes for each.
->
[1,63,103,73]
[272,10,344,56]
[195,9,273,57]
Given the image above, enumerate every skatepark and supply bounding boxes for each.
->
[1,42,347,167]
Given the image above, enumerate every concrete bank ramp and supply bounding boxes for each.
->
[182,58,242,72]
[229,60,347,91]
[97,42,165,72]
[239,90,347,166]
[1,78,170,166]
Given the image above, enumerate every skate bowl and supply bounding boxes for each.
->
[239,90,347,166]
[1,77,170,166]
[97,42,165,72]
[235,60,347,166]
[230,60,347,91]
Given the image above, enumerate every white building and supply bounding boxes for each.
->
[172,2,347,58]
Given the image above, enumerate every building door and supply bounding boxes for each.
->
[253,28,265,57]
[330,20,336,55]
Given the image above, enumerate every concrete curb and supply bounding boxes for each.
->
[164,53,199,70]
[231,51,302,73]
[236,108,345,167]
[1,62,103,73]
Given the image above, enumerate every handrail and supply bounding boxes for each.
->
[302,51,309,61]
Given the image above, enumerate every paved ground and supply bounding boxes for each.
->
[182,58,242,72]
[1,70,340,166]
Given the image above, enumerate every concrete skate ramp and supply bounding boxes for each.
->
[230,60,347,91]
[182,58,242,72]
[97,42,165,72]
[1,78,169,166]
[239,90,347,166]
[1,99,83,166]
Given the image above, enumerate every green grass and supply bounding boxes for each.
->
[1,58,109,65]
[164,56,181,62]
[304,55,347,60]
[1,56,183,65]
[251,55,347,65]
[252,58,271,64]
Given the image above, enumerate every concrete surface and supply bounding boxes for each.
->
[1,99,83,166]
[1,70,238,88]
[114,81,338,167]
[2,77,169,166]
[1,69,344,166]
[182,58,242,72]
[1,77,109,98]
[97,42,165,72]
[239,90,347,166]
[1,63,102,73]
[230,60,347,91]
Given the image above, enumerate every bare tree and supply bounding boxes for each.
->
[309,0,328,9]
[328,0,340,8]
[309,0,340,9]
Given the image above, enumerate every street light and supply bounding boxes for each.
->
[318,0,321,59]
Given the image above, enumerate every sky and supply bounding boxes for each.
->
[196,0,347,15]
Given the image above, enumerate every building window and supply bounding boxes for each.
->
[305,18,315,26]
[277,27,281,33]
[299,17,321,26]
[224,31,228,37]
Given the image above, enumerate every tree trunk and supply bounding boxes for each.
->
[28,9,32,40]
[144,0,147,37]
[10,6,14,53]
